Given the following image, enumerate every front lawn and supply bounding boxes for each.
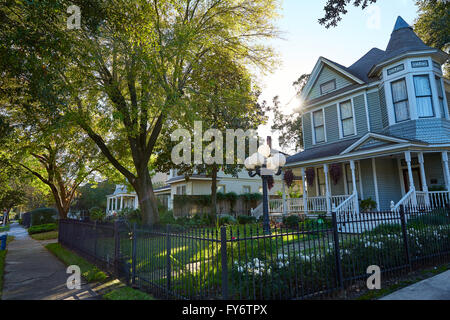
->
[45,243,107,283]
[0,225,10,232]
[30,231,58,241]
[103,286,154,300]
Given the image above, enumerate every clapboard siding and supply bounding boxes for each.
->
[307,66,353,101]
[367,91,383,133]
[303,112,313,149]
[353,94,369,136]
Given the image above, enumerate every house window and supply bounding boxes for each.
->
[391,78,410,122]
[435,76,446,117]
[345,163,360,194]
[414,75,434,118]
[243,186,251,194]
[176,185,186,195]
[317,168,326,196]
[313,110,325,143]
[320,80,336,95]
[217,185,226,193]
[339,100,355,137]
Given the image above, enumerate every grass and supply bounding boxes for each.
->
[103,286,154,300]
[0,236,14,300]
[45,243,108,283]
[0,225,10,232]
[30,231,58,241]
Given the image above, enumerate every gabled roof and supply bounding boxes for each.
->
[299,16,448,109]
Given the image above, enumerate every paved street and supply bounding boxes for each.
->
[2,223,99,300]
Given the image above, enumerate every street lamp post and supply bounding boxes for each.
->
[245,144,286,234]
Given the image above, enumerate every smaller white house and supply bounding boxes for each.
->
[106,185,139,216]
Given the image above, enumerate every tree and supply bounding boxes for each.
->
[0,0,280,225]
[270,74,310,152]
[319,0,378,28]
[414,0,450,77]
[71,181,116,212]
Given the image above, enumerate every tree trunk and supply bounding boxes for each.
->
[135,170,159,226]
[210,164,218,218]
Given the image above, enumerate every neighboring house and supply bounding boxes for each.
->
[106,168,283,215]
[279,17,450,216]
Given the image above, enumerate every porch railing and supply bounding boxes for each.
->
[334,193,358,218]
[428,191,450,208]
[391,188,416,214]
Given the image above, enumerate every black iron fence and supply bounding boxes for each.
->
[58,205,450,300]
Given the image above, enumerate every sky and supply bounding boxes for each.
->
[257,0,419,152]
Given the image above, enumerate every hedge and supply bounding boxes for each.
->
[28,223,58,235]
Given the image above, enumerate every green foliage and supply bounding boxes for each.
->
[72,182,116,212]
[28,223,58,235]
[45,243,107,283]
[159,208,177,225]
[30,208,57,226]
[118,208,142,224]
[218,214,237,226]
[240,193,263,202]
[237,215,257,225]
[89,207,106,222]
[360,197,377,212]
[282,215,300,228]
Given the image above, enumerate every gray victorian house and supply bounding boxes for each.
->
[278,16,449,217]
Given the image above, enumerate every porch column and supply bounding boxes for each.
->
[418,153,430,207]
[323,164,331,214]
[301,168,308,214]
[282,173,287,216]
[120,196,124,211]
[350,160,360,213]
[405,151,415,191]
[134,196,139,210]
[442,152,450,191]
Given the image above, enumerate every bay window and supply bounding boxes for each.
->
[313,110,325,143]
[391,78,410,122]
[339,100,355,137]
[435,76,446,117]
[414,75,434,118]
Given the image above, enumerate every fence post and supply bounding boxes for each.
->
[399,205,412,271]
[114,221,120,277]
[331,212,344,291]
[131,222,137,286]
[166,225,171,299]
[220,226,229,300]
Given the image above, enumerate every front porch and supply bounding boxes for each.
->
[273,135,450,217]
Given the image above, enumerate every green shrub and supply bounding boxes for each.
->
[30,208,57,226]
[283,215,300,228]
[360,198,377,212]
[159,209,176,225]
[237,215,257,225]
[89,207,106,222]
[28,223,58,235]
[218,214,237,226]
[408,210,449,228]
[118,208,142,223]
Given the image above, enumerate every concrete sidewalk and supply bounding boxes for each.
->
[2,222,99,300]
[381,270,450,300]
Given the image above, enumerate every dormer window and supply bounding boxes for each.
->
[413,75,434,118]
[320,80,336,95]
[391,78,410,123]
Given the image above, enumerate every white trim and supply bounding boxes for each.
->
[372,158,380,210]
[341,132,411,155]
[286,143,450,168]
[439,76,449,119]
[368,49,439,77]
